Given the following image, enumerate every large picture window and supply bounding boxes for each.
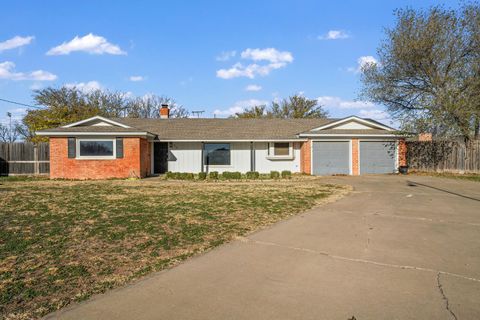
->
[204,143,230,166]
[77,139,115,158]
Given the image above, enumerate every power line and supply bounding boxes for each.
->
[0,97,43,109]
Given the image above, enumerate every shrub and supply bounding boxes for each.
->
[181,172,195,180]
[246,171,260,179]
[165,171,175,179]
[281,170,292,179]
[208,171,219,180]
[222,171,242,179]
[198,172,207,180]
[270,171,280,179]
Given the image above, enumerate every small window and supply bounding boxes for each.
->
[204,143,230,165]
[274,143,290,156]
[78,139,115,158]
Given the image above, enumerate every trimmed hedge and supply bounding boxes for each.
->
[281,170,292,178]
[198,172,207,180]
[246,171,260,179]
[222,171,242,179]
[165,172,194,180]
[270,171,280,179]
[208,171,219,180]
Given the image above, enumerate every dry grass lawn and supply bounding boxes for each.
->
[0,176,347,319]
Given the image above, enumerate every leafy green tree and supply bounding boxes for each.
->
[360,4,480,141]
[22,87,188,142]
[234,105,268,118]
[234,94,328,119]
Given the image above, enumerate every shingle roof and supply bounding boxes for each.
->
[111,118,336,140]
[300,129,396,135]
[37,116,399,140]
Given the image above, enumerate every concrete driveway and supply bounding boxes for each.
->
[47,175,480,320]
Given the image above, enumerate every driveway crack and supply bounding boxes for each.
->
[247,239,480,284]
[437,272,458,320]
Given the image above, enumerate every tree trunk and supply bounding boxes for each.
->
[474,115,480,140]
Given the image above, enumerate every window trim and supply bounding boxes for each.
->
[76,138,116,160]
[203,143,232,167]
[267,142,294,160]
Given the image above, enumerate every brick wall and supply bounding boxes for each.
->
[140,138,151,177]
[49,137,148,179]
[351,138,359,175]
[300,140,311,174]
[398,139,407,167]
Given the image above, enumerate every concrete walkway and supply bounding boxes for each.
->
[47,175,480,320]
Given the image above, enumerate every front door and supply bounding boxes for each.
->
[153,142,168,174]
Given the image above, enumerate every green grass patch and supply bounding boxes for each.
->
[0,178,344,319]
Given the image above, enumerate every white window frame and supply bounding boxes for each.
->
[267,142,294,160]
[76,137,116,160]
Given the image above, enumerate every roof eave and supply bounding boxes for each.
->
[36,131,155,138]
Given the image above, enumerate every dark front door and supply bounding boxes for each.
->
[153,142,168,174]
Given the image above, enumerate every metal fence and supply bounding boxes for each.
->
[407,140,480,173]
[0,142,50,175]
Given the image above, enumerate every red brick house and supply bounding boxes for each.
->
[37,106,406,179]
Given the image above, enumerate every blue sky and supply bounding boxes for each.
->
[0,0,458,126]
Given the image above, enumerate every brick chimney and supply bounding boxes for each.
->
[160,104,170,119]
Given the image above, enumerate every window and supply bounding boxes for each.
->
[77,139,115,159]
[274,143,290,156]
[204,143,230,166]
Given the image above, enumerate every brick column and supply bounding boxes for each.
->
[398,139,407,167]
[351,139,359,175]
[300,140,311,174]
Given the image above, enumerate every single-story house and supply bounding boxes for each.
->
[37,106,406,179]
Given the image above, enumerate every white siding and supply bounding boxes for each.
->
[166,142,301,173]
[254,142,301,173]
[168,142,202,173]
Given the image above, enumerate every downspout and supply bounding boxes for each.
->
[201,142,205,173]
[250,142,255,171]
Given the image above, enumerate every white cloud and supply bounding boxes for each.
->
[217,48,293,79]
[348,55,378,73]
[129,75,144,82]
[0,36,35,52]
[358,109,390,122]
[65,80,102,92]
[318,30,349,40]
[216,50,236,61]
[240,48,293,64]
[317,96,375,109]
[0,61,57,81]
[47,33,126,55]
[213,99,268,117]
[245,84,262,92]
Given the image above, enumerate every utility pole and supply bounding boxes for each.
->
[7,112,12,143]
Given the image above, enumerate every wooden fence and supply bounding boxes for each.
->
[407,140,480,173]
[0,142,49,175]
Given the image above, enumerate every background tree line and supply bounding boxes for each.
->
[1,87,189,143]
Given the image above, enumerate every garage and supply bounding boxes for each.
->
[312,141,350,175]
[359,141,396,174]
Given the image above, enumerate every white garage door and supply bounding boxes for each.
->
[360,141,396,174]
[312,141,350,175]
